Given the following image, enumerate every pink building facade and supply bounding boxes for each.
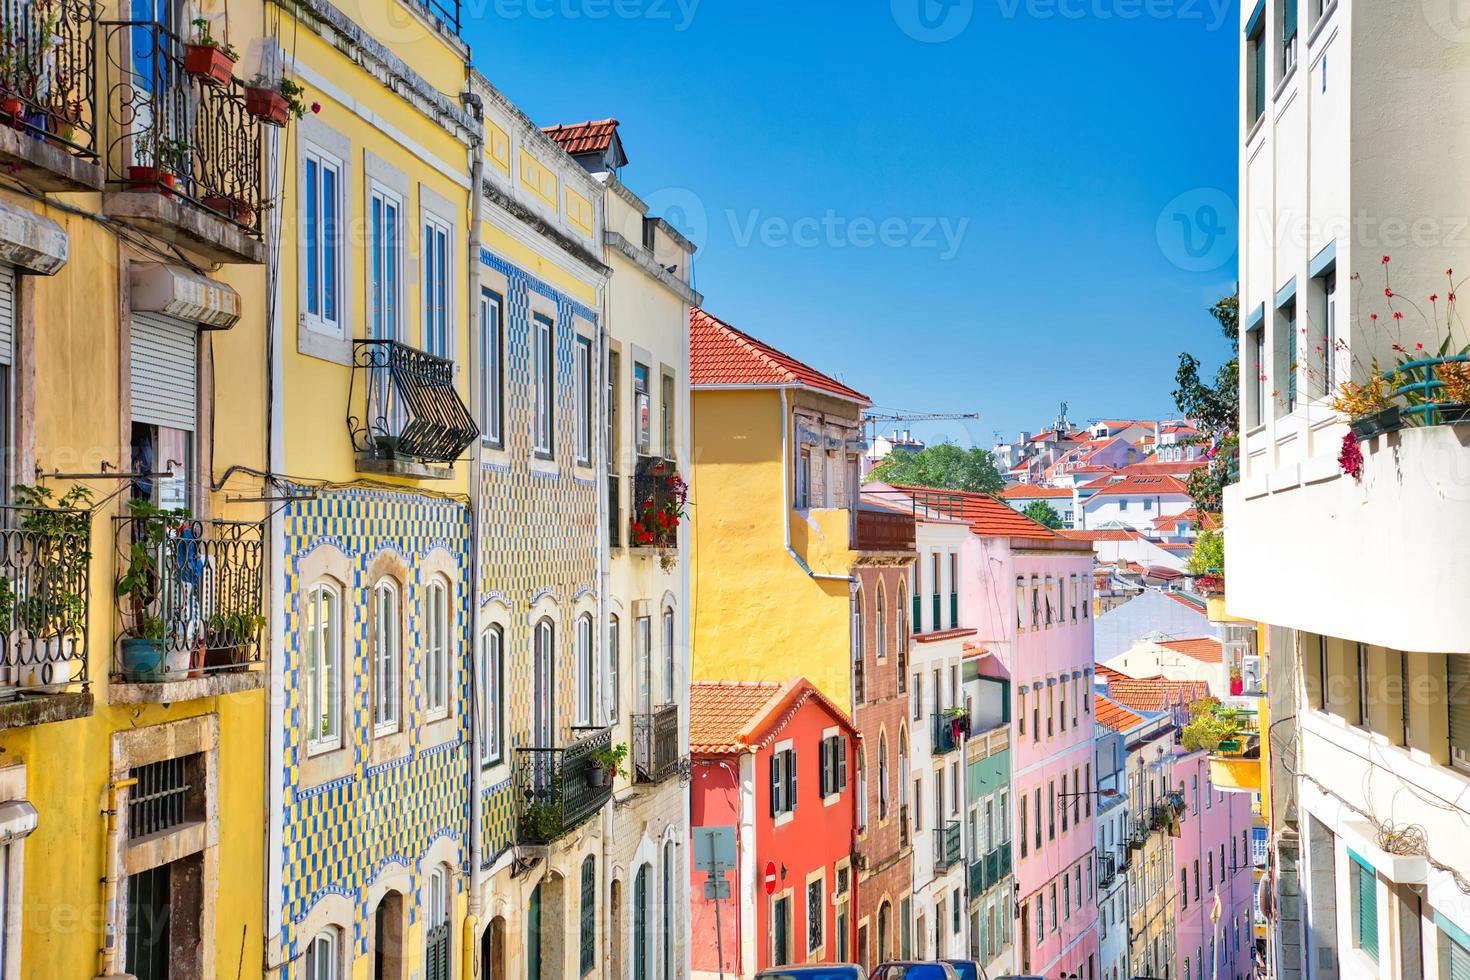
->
[1171,749,1257,980]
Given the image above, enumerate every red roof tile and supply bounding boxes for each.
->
[541,118,620,156]
[1116,460,1208,479]
[1095,695,1147,732]
[998,485,1073,499]
[689,308,870,404]
[689,678,855,754]
[1164,592,1206,612]
[1085,474,1191,497]
[1158,637,1224,664]
[1104,675,1210,713]
[1056,528,1143,542]
[889,485,1057,541]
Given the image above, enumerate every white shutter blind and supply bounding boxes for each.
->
[0,264,15,366]
[1449,934,1470,980]
[130,313,197,429]
[1449,656,1470,771]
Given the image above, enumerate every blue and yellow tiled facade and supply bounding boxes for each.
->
[278,488,473,968]
[475,246,601,864]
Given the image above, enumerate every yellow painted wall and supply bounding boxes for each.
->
[690,388,857,714]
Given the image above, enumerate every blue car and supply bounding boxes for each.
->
[869,963,962,980]
[755,967,866,980]
[942,960,987,980]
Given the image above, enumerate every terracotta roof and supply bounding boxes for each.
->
[1158,637,1224,664]
[1095,664,1129,683]
[1085,474,1191,498]
[1145,565,1185,580]
[998,485,1073,499]
[689,308,869,404]
[914,627,979,644]
[1116,460,1208,478]
[1164,592,1206,611]
[1095,694,1148,732]
[1057,528,1143,542]
[541,118,620,155]
[889,485,1057,541]
[689,678,855,754]
[1103,675,1210,713]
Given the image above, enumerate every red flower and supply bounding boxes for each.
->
[310,101,321,114]
[1394,312,1404,320]
[1370,313,1379,321]
[1416,341,1425,350]
[631,521,645,535]
[1339,431,1364,480]
[1385,288,1394,297]
[1431,294,1439,303]
[1382,255,1392,264]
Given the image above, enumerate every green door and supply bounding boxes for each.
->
[773,896,790,966]
[527,883,542,980]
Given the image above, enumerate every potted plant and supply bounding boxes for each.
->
[1330,364,1397,439]
[183,17,238,86]
[520,799,563,841]
[115,498,186,681]
[6,483,92,690]
[128,135,189,195]
[631,462,688,572]
[204,609,263,670]
[200,192,255,226]
[1435,359,1470,423]
[46,98,82,146]
[244,75,306,127]
[587,742,628,787]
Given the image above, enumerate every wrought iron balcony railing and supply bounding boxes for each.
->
[933,820,961,872]
[101,20,265,234]
[349,340,478,469]
[608,471,621,548]
[633,702,679,784]
[969,842,1012,897]
[514,725,613,844]
[1098,852,1118,888]
[111,514,263,683]
[931,710,968,755]
[0,502,91,697]
[899,803,910,848]
[630,455,682,552]
[0,0,100,160]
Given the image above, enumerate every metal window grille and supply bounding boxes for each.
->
[128,756,194,839]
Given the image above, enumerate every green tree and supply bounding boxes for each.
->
[870,442,1004,495]
[1022,500,1064,529]
[1173,294,1240,514]
[1187,527,1224,577]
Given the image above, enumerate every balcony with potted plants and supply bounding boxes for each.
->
[629,455,685,571]
[931,706,968,755]
[632,701,680,785]
[348,339,478,479]
[98,18,270,263]
[0,484,93,729]
[0,0,103,191]
[110,499,265,703]
[513,726,616,845]
[1182,697,1262,794]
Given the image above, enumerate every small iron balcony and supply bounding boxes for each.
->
[633,703,680,785]
[0,499,91,715]
[932,710,969,755]
[0,0,104,191]
[349,340,478,477]
[933,821,961,872]
[514,726,613,844]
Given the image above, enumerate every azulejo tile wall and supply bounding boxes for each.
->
[477,249,600,865]
[280,487,472,965]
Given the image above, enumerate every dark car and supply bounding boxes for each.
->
[869,963,962,980]
[756,967,866,980]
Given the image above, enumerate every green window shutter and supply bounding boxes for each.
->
[789,749,798,811]
[771,754,781,816]
[1283,0,1297,39]
[1352,853,1379,961]
[820,739,832,797]
[528,884,543,980]
[580,857,596,975]
[1447,930,1470,980]
[634,867,648,979]
[838,736,849,791]
[913,592,921,632]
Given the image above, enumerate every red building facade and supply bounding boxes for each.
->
[689,678,860,976]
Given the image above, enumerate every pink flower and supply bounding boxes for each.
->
[1394,312,1404,320]
[1339,431,1364,480]
[310,101,322,114]
[1417,341,1425,350]
[1382,255,1392,264]
[1386,288,1394,297]
[1431,294,1440,303]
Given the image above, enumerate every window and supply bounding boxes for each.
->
[662,841,675,980]
[481,290,504,447]
[662,372,676,458]
[426,864,450,980]
[1019,792,1028,857]
[1278,299,1298,415]
[479,626,502,765]
[770,746,797,816]
[912,674,922,721]
[635,616,651,714]
[580,856,597,976]
[1031,576,1040,629]
[369,186,401,341]
[606,616,621,723]
[948,552,958,629]
[878,734,889,818]
[1048,782,1055,840]
[1070,573,1078,622]
[1015,577,1025,631]
[1356,642,1370,727]
[576,613,595,726]
[796,449,812,509]
[304,583,341,752]
[1207,852,1214,890]
[533,619,555,749]
[1033,788,1040,850]
[1248,321,1266,427]
[1352,854,1378,961]
[426,576,451,719]
[1315,269,1337,396]
[304,928,340,980]
[634,362,651,454]
[1281,0,1298,75]
[1084,763,1092,816]
[1247,6,1266,126]
[575,336,593,466]
[820,734,849,798]
[533,314,554,457]
[372,579,401,735]
[303,147,343,334]
[422,213,451,357]
[662,608,676,705]
[1019,690,1027,737]
[896,584,908,687]
[875,585,887,660]
[808,878,824,954]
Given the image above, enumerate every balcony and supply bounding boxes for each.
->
[1204,702,1263,794]
[349,340,478,478]
[633,702,679,785]
[608,471,621,548]
[514,726,614,844]
[1098,852,1119,888]
[629,455,684,561]
[111,511,264,702]
[899,802,910,848]
[99,20,266,263]
[931,710,968,755]
[967,842,1013,898]
[933,820,961,872]
[0,0,104,191]
[0,498,93,729]
[851,506,914,552]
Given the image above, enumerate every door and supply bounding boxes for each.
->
[772,896,790,966]
[633,865,649,980]
[527,885,542,980]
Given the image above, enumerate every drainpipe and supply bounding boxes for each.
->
[97,776,137,977]
[463,97,485,979]
[779,387,853,584]
[594,215,614,979]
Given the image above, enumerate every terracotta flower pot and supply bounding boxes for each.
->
[128,166,179,197]
[183,44,236,86]
[202,193,255,226]
[244,87,289,127]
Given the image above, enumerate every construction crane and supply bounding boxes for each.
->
[863,411,981,448]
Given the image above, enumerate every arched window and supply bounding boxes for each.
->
[373,579,401,734]
[855,749,868,831]
[662,608,676,705]
[305,927,340,980]
[877,903,890,961]
[305,582,341,752]
[479,625,502,766]
[576,612,595,726]
[607,615,621,723]
[426,575,451,718]
[898,729,910,807]
[579,856,597,976]
[426,865,451,977]
[875,585,886,660]
[895,582,908,692]
[878,733,889,819]
[633,863,652,980]
[533,619,554,749]
[662,840,675,980]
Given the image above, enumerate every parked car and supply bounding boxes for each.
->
[869,963,962,980]
[942,960,988,980]
[756,967,866,980]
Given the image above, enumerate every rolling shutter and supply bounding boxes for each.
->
[130,312,197,429]
[1449,656,1470,771]
[1352,853,1378,961]
[0,265,14,366]
[1451,939,1470,980]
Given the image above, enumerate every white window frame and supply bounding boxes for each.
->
[575,334,594,466]
[481,289,504,448]
[305,582,342,754]
[576,612,595,726]
[305,928,340,980]
[533,313,555,457]
[372,579,402,736]
[368,183,402,342]
[422,210,453,358]
[301,143,345,338]
[426,575,451,720]
[479,625,502,766]
[662,607,676,706]
[606,615,620,723]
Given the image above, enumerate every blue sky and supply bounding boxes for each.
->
[463,0,1240,447]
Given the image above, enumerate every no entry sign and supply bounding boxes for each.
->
[763,861,778,895]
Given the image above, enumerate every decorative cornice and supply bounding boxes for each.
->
[604,231,702,306]
[481,181,610,279]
